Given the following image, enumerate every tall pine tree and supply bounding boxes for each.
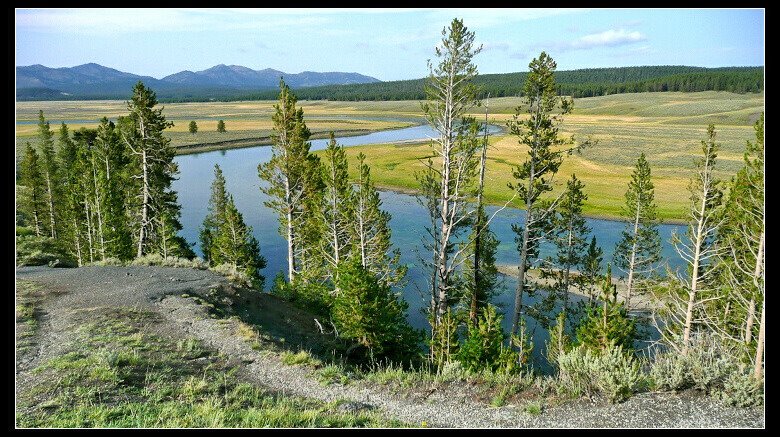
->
[508,52,579,338]
[258,79,321,283]
[120,81,188,258]
[200,164,228,262]
[613,153,661,312]
[36,111,61,238]
[317,133,354,281]
[18,143,46,237]
[351,153,406,287]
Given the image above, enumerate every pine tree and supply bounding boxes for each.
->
[18,143,46,237]
[189,120,198,134]
[710,113,764,378]
[200,164,228,262]
[579,236,604,304]
[73,128,99,262]
[36,111,61,238]
[419,18,483,329]
[458,305,517,373]
[351,153,406,287]
[332,256,419,360]
[542,174,590,317]
[56,123,85,264]
[614,153,661,311]
[258,79,320,283]
[508,52,579,338]
[212,195,267,290]
[119,81,188,258]
[662,125,723,354]
[466,94,499,323]
[462,206,499,324]
[217,120,226,133]
[94,118,133,260]
[317,133,353,281]
[575,265,636,353]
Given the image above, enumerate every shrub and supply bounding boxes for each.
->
[575,299,636,354]
[16,235,76,267]
[718,370,763,407]
[332,258,421,362]
[457,305,517,374]
[557,343,642,403]
[545,311,572,371]
[650,333,735,394]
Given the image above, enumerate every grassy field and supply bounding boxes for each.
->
[16,100,419,150]
[314,91,763,221]
[17,91,763,220]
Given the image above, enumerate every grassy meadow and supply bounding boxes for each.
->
[320,91,763,221]
[16,91,763,221]
[15,100,420,151]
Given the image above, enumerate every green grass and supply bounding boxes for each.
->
[16,306,402,428]
[320,92,763,221]
[281,350,323,367]
[524,401,543,415]
[17,92,763,220]
[15,99,417,153]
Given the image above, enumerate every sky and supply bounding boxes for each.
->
[16,8,764,81]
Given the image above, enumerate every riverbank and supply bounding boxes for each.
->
[174,128,383,156]
[494,264,658,313]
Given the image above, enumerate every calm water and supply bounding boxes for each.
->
[173,124,683,355]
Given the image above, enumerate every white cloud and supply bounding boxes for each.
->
[431,8,589,28]
[15,8,333,34]
[571,29,646,49]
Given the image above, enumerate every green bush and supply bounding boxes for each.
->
[557,343,642,403]
[575,300,636,354]
[545,311,572,370]
[650,333,734,394]
[332,258,421,362]
[457,305,518,374]
[16,235,76,267]
[718,369,763,407]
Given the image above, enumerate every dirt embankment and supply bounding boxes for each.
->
[15,265,764,428]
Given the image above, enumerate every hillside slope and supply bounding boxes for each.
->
[15,266,764,428]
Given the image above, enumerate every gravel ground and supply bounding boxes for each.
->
[16,266,765,428]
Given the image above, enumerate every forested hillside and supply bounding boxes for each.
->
[226,66,763,102]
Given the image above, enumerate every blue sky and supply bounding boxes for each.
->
[16,8,764,81]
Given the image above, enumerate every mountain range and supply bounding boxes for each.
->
[16,63,380,100]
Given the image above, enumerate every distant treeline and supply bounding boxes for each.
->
[249,66,763,102]
[16,66,763,103]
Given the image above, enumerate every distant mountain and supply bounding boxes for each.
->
[16,63,381,100]
[160,64,379,89]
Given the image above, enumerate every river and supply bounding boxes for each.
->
[173,124,684,356]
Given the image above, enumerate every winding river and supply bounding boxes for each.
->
[173,124,684,354]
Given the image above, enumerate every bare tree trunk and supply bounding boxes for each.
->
[44,171,57,239]
[563,224,574,313]
[32,209,41,237]
[137,147,149,259]
[511,216,531,337]
[470,94,489,323]
[286,203,295,282]
[93,164,105,260]
[84,197,94,263]
[744,298,755,343]
[753,299,764,380]
[625,202,641,311]
[682,228,703,354]
[72,216,83,266]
